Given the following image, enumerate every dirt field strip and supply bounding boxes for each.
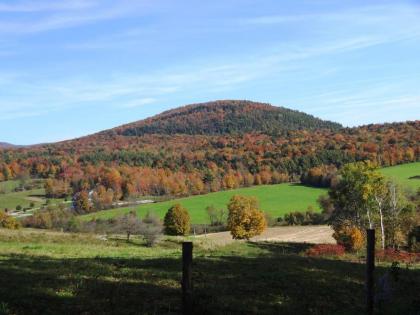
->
[195,225,335,246]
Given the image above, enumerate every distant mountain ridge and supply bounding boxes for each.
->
[110,100,342,137]
[0,142,18,149]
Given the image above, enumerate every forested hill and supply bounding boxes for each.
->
[0,99,418,205]
[0,142,18,149]
[110,100,342,136]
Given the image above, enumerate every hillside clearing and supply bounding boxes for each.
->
[0,179,66,212]
[82,183,326,224]
[80,162,420,224]
[0,188,45,210]
[380,162,420,190]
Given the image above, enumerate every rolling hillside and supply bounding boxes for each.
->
[82,183,326,223]
[0,100,418,215]
[82,163,420,224]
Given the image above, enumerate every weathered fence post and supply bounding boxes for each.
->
[366,229,375,315]
[182,242,193,315]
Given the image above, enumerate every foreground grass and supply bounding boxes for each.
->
[0,228,419,315]
[380,162,420,190]
[82,183,326,224]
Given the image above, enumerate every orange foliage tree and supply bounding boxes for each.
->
[332,220,364,252]
[227,195,267,240]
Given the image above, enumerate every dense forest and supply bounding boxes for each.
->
[111,100,342,136]
[0,101,419,212]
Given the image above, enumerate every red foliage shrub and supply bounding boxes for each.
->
[306,244,345,257]
[376,249,420,264]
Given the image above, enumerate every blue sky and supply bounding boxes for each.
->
[0,0,419,144]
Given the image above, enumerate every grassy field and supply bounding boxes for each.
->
[82,184,327,224]
[0,228,418,315]
[380,162,420,190]
[0,188,45,210]
[0,180,22,193]
[82,162,420,224]
[0,179,65,211]
[0,162,417,218]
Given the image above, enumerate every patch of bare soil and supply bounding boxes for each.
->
[196,225,335,246]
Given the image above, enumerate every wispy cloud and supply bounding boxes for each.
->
[285,82,420,126]
[0,0,148,34]
[241,4,420,26]
[1,22,419,121]
[0,0,96,12]
[0,33,411,122]
[0,0,418,136]
[121,98,157,108]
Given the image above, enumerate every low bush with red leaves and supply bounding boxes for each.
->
[306,244,345,257]
[376,249,420,264]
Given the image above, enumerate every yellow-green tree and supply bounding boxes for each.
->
[163,204,191,235]
[73,190,91,214]
[0,211,20,230]
[227,195,267,240]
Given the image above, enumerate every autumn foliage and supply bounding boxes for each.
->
[0,211,20,229]
[306,244,345,257]
[163,204,191,236]
[376,249,420,264]
[0,102,418,214]
[227,195,267,240]
[73,191,91,214]
[332,222,364,252]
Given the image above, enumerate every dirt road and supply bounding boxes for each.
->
[195,225,335,246]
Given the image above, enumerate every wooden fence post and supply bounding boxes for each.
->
[182,242,193,315]
[366,229,375,315]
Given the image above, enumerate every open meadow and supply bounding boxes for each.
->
[0,179,65,213]
[82,183,326,224]
[380,162,420,190]
[0,180,46,210]
[81,163,420,224]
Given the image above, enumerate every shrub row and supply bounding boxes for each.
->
[376,249,420,264]
[306,244,345,257]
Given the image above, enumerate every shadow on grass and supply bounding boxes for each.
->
[248,241,313,254]
[0,243,419,315]
[27,194,45,198]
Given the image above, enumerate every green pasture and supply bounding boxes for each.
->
[0,179,65,211]
[82,162,420,224]
[82,183,326,224]
[380,162,420,190]
[0,188,45,211]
